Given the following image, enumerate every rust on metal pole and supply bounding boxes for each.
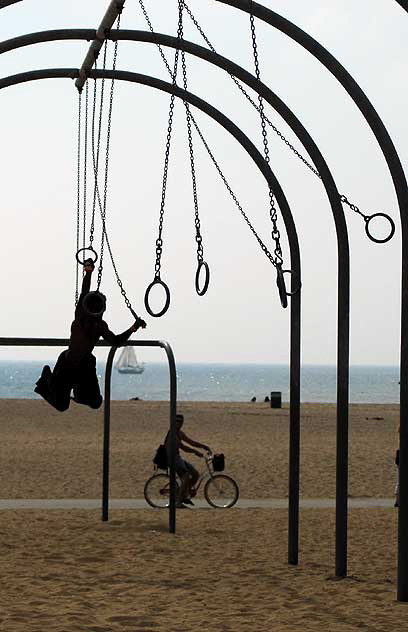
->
[75,0,126,92]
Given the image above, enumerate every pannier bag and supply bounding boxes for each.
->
[153,444,168,470]
[212,453,225,472]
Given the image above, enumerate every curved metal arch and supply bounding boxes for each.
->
[0,64,302,534]
[0,29,351,569]
[395,0,408,11]
[215,0,408,588]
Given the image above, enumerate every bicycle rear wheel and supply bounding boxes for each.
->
[204,474,239,508]
[144,473,179,508]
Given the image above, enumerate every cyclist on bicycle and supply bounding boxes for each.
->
[165,413,211,507]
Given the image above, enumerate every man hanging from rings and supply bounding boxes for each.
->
[34,258,146,412]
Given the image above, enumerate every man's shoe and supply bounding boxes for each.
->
[36,365,51,387]
[34,383,50,401]
[183,499,195,506]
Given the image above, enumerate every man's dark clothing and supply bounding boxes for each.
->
[35,270,133,412]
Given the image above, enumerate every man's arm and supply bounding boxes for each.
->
[179,441,204,458]
[99,316,147,347]
[179,430,210,453]
[75,261,94,318]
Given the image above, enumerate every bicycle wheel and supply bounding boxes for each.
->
[144,473,179,508]
[204,474,239,508]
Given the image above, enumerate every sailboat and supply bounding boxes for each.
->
[115,346,145,375]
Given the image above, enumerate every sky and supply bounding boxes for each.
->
[0,0,407,366]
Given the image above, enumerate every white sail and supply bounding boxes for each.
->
[116,347,145,374]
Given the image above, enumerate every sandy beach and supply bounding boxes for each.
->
[0,399,402,631]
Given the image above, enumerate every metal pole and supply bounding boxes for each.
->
[288,276,301,564]
[160,342,178,533]
[102,346,117,521]
[75,0,126,92]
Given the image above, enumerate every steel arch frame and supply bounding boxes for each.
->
[0,28,351,570]
[215,0,408,595]
[0,63,302,540]
[0,0,407,601]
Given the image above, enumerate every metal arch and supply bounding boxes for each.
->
[0,29,351,568]
[394,0,408,12]
[0,0,22,8]
[215,0,408,594]
[0,64,302,549]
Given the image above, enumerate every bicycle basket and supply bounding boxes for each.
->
[212,453,225,471]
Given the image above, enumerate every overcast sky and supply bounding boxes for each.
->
[0,0,407,365]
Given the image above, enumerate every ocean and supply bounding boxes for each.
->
[0,361,400,404]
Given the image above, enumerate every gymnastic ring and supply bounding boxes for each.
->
[144,278,171,317]
[364,213,395,244]
[276,267,288,309]
[282,269,302,297]
[195,261,210,296]
[76,246,98,265]
[82,291,106,318]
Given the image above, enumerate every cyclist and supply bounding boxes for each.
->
[165,413,211,507]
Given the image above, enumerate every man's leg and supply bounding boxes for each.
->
[73,354,103,409]
[35,352,72,412]
[177,473,192,507]
[180,461,199,505]
[184,461,199,490]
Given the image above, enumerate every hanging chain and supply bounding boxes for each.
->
[249,7,283,267]
[87,16,139,317]
[138,0,277,268]
[183,0,378,220]
[339,194,367,219]
[90,46,108,253]
[75,90,82,306]
[142,0,205,265]
[191,117,277,266]
[82,80,89,254]
[153,1,184,281]
[179,27,205,264]
[96,14,122,291]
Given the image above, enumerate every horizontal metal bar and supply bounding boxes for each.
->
[0,337,167,349]
[75,0,126,91]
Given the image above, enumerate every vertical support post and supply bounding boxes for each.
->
[102,346,117,521]
[335,223,351,577]
[398,253,408,599]
[288,277,301,565]
[161,342,178,533]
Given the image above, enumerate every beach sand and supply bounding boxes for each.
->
[0,399,402,630]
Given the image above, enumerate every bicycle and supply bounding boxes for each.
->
[143,453,239,509]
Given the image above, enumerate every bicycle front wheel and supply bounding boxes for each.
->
[144,473,179,508]
[204,474,239,508]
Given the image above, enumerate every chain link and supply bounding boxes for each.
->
[249,6,283,267]
[180,46,205,263]
[339,194,367,219]
[153,1,184,281]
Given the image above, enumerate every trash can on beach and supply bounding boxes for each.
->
[270,391,282,408]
